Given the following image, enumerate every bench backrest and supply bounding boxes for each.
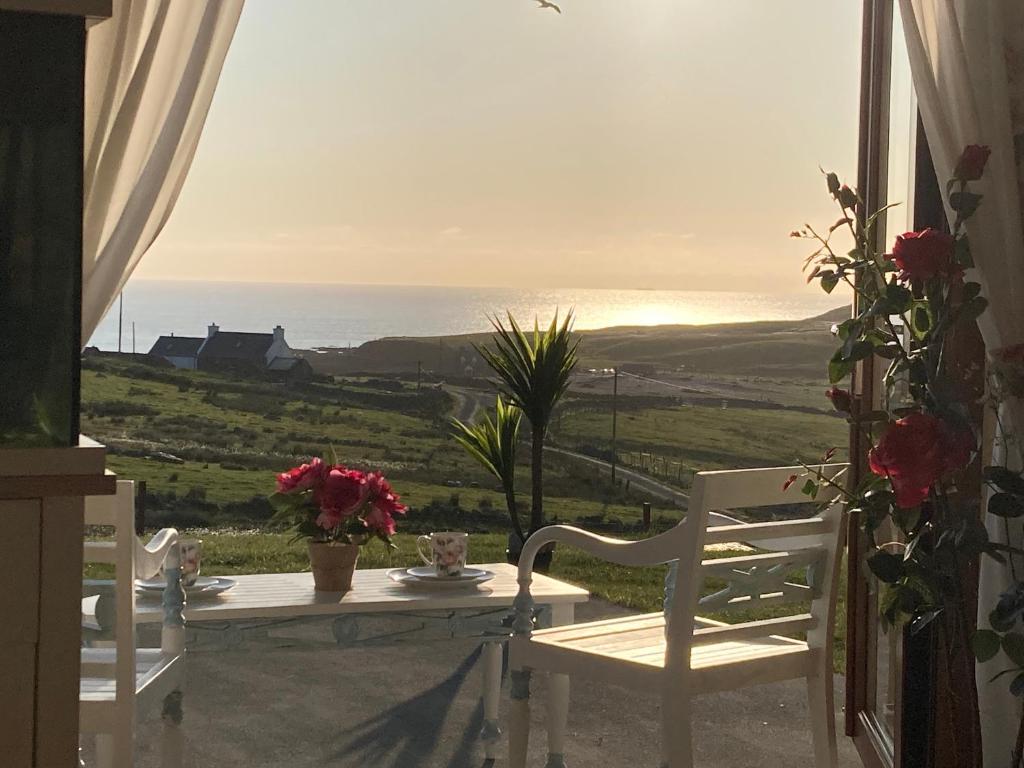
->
[663,465,848,674]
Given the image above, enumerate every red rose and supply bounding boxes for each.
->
[316,467,367,524]
[365,471,407,518]
[954,145,991,181]
[889,229,959,282]
[364,506,397,536]
[869,412,974,509]
[826,386,852,414]
[276,457,325,494]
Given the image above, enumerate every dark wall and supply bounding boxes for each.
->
[0,11,85,446]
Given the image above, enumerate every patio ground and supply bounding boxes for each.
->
[130,599,860,767]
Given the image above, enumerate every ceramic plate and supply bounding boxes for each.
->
[406,566,490,581]
[135,576,236,598]
[387,568,494,589]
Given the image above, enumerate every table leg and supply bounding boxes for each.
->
[545,603,574,768]
[480,640,503,762]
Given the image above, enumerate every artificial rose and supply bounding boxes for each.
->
[315,507,343,531]
[316,467,367,524]
[276,457,325,494]
[825,386,852,414]
[889,228,959,282]
[954,144,991,181]
[363,506,397,537]
[869,412,974,509]
[365,471,407,518]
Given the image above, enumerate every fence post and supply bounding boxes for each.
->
[642,502,651,531]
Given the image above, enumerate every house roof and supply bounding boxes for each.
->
[149,336,204,358]
[199,331,273,363]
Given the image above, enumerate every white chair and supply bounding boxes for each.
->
[508,464,848,768]
[81,480,187,768]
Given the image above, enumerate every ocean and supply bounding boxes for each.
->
[87,281,845,353]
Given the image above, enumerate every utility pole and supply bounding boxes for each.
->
[132,322,136,355]
[611,366,618,484]
[117,291,123,353]
[416,360,422,390]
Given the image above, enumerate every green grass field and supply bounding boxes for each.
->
[558,402,847,479]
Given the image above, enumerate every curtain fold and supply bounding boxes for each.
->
[899,1,1024,763]
[82,0,244,342]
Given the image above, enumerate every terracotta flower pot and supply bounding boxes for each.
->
[308,541,359,592]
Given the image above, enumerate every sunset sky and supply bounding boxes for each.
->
[135,0,863,294]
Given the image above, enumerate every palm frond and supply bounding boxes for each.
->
[450,397,524,541]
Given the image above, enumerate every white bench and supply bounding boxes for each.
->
[508,464,848,768]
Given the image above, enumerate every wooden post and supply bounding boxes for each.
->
[610,367,618,484]
[0,440,115,766]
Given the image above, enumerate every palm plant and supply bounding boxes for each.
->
[475,311,579,534]
[450,396,525,544]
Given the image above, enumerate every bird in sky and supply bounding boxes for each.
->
[535,0,561,13]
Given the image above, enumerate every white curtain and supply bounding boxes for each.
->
[82,0,244,342]
[899,1,1024,763]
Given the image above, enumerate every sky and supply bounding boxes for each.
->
[135,0,864,294]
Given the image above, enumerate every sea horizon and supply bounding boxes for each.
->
[88,279,847,354]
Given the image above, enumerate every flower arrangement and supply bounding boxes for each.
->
[793,144,1024,764]
[791,145,999,629]
[271,457,406,547]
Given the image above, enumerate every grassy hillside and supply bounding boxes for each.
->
[557,403,847,474]
[302,307,849,377]
[81,355,678,529]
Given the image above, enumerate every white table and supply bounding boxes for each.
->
[133,563,589,764]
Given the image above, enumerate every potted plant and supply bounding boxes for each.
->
[475,311,579,569]
[451,395,525,563]
[271,457,406,591]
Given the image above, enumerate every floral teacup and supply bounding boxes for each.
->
[416,532,468,577]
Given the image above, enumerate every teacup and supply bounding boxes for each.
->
[416,532,468,577]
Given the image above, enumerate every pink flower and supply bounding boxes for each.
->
[363,506,397,536]
[316,466,367,521]
[315,508,343,531]
[276,457,325,494]
[365,471,407,518]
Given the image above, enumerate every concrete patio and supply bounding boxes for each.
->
[124,599,859,767]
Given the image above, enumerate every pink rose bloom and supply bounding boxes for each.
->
[365,471,407,518]
[315,508,343,531]
[316,467,367,519]
[363,506,397,536]
[276,457,325,494]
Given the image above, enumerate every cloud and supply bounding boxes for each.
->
[438,226,466,239]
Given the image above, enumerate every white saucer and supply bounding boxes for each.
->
[388,568,494,589]
[406,566,489,581]
[135,576,236,598]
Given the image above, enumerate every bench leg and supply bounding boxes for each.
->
[661,693,693,768]
[807,670,837,768]
[545,603,574,768]
[161,689,184,768]
[480,641,503,762]
[508,668,532,768]
[94,734,114,768]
